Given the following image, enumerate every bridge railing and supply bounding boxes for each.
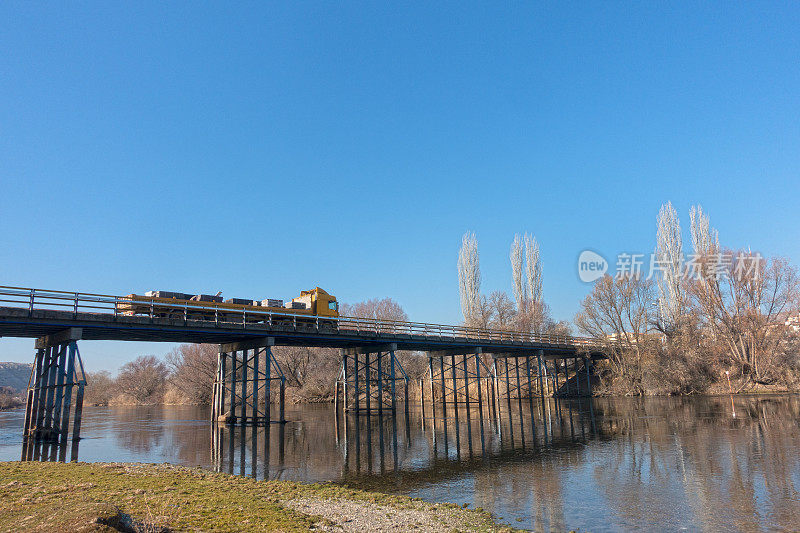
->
[335,315,598,347]
[0,285,600,349]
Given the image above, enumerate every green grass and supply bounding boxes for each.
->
[0,462,514,532]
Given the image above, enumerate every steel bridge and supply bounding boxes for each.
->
[0,285,605,450]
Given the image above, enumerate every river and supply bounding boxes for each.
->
[2,395,799,531]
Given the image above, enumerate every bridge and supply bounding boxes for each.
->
[0,285,605,450]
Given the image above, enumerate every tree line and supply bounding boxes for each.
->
[454,206,799,396]
[81,203,799,404]
[574,203,799,395]
[458,231,571,335]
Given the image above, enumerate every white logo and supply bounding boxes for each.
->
[578,250,608,283]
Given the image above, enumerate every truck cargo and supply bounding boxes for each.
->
[191,294,223,303]
[145,291,193,300]
[224,298,255,306]
[118,287,339,326]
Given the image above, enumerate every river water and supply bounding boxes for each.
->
[2,395,800,531]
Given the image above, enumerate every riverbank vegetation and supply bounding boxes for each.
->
[0,388,23,411]
[0,462,513,532]
[574,204,800,395]
[455,204,799,397]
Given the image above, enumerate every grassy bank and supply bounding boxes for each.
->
[0,462,515,532]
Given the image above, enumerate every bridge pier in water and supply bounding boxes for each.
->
[422,349,565,424]
[212,337,287,426]
[421,349,595,428]
[22,327,86,461]
[426,348,497,424]
[335,343,410,417]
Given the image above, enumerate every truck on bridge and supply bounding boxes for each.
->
[118,286,340,325]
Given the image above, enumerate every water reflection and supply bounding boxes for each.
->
[206,395,598,490]
[21,435,79,463]
[588,397,800,532]
[3,396,800,531]
[211,423,285,479]
[111,406,166,453]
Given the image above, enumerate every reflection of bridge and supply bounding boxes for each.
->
[208,398,599,492]
[0,286,606,447]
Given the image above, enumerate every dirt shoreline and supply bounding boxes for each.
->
[0,462,518,532]
[99,388,800,406]
[4,388,798,411]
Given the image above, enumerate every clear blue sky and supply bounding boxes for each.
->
[1,3,798,372]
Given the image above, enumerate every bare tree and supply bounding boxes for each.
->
[510,232,542,311]
[458,231,481,325]
[489,290,516,329]
[116,355,170,404]
[689,251,799,384]
[510,234,526,313]
[274,345,339,394]
[575,274,657,394]
[468,294,493,329]
[654,201,685,335]
[276,346,313,387]
[166,344,218,404]
[530,300,557,335]
[341,297,408,322]
[572,201,800,394]
[547,319,573,337]
[509,232,548,333]
[0,388,23,410]
[83,371,115,406]
[689,204,719,257]
[525,234,543,306]
[298,347,341,398]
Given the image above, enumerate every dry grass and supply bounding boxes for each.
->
[0,462,514,532]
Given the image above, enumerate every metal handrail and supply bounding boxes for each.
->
[0,285,602,348]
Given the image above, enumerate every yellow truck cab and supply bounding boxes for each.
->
[290,287,339,317]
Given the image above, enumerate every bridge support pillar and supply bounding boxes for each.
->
[336,344,408,416]
[213,337,286,426]
[536,351,545,400]
[427,349,494,423]
[22,328,87,460]
[494,353,539,402]
[583,356,592,397]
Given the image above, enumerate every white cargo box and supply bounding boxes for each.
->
[261,299,283,308]
[286,301,307,309]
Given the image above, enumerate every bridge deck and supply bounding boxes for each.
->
[0,286,603,357]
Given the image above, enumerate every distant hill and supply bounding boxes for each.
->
[0,362,33,393]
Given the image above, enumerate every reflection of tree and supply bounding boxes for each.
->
[110,405,166,454]
[748,397,800,528]
[162,406,213,467]
[111,405,213,466]
[591,396,800,531]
